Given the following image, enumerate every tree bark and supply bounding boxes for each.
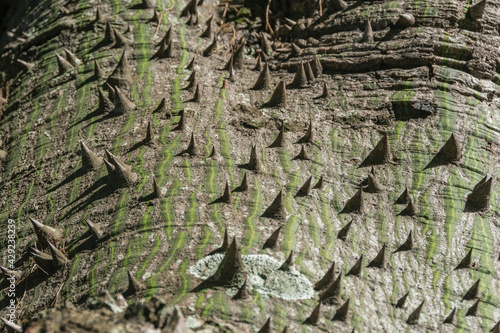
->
[0,0,499,332]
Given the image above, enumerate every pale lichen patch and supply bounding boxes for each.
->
[189,253,314,300]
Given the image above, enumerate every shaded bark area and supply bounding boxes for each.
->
[0,0,499,332]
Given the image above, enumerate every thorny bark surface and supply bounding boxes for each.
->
[0,0,499,332]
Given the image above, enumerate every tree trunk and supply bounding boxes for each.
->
[0,0,499,332]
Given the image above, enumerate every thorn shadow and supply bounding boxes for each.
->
[81,110,122,130]
[125,139,150,154]
[60,178,111,220]
[237,163,256,171]
[47,167,88,193]
[138,192,157,203]
[67,107,105,130]
[68,234,111,259]
[76,74,98,89]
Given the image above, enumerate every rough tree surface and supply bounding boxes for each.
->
[0,0,499,332]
